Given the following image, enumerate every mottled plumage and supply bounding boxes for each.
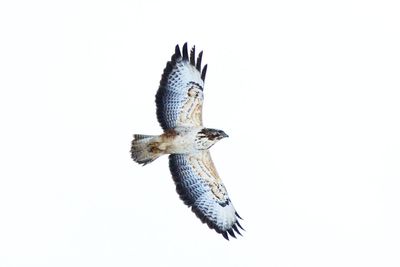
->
[131,43,243,240]
[156,44,205,130]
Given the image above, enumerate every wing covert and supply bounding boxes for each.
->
[169,151,243,240]
[156,43,207,130]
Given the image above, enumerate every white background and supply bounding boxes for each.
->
[1,0,399,266]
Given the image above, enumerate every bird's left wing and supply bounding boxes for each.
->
[156,43,207,131]
[169,151,244,240]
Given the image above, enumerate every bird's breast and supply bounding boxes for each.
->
[161,127,200,154]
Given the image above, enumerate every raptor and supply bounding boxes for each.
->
[131,43,243,240]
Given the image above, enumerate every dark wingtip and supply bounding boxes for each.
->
[232,224,243,236]
[196,51,203,71]
[227,229,237,239]
[201,64,207,81]
[235,212,243,220]
[190,45,196,66]
[175,44,181,58]
[182,43,189,61]
[222,231,229,241]
[236,221,245,231]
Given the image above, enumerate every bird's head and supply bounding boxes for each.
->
[196,128,229,149]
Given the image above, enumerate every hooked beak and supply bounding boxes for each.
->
[221,132,229,138]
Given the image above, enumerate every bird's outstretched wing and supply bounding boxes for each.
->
[169,151,244,240]
[156,43,207,130]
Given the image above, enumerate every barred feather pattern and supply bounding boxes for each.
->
[156,43,207,131]
[169,152,244,240]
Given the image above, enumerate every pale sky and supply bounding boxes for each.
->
[1,1,399,266]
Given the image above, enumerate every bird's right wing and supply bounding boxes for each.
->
[156,43,207,130]
[169,151,244,240]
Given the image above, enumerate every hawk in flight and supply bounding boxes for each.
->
[131,43,243,240]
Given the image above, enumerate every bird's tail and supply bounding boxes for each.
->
[130,134,162,165]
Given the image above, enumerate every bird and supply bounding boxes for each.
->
[130,43,243,240]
